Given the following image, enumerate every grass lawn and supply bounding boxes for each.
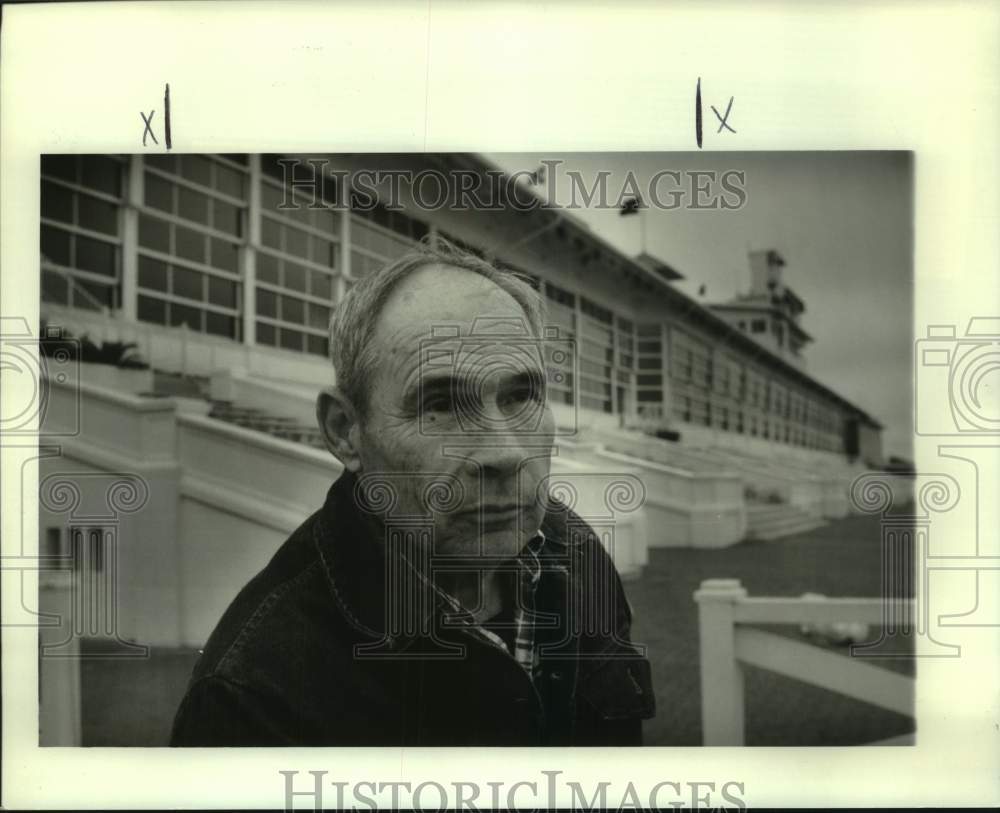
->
[627,511,916,746]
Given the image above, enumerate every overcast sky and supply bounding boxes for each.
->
[488,152,914,460]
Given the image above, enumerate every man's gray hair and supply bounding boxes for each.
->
[329,236,546,419]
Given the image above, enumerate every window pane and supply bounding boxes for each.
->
[261,183,284,212]
[180,155,211,186]
[261,217,281,249]
[207,275,237,309]
[257,251,279,284]
[284,263,307,292]
[145,154,177,175]
[306,334,329,357]
[170,302,202,330]
[256,288,277,317]
[307,302,329,330]
[138,255,168,291]
[41,269,69,304]
[210,237,238,272]
[256,321,276,346]
[41,225,71,265]
[41,181,74,223]
[281,295,304,324]
[213,199,241,236]
[215,164,245,199]
[80,156,121,196]
[145,172,174,212]
[77,278,114,309]
[310,270,332,300]
[206,311,236,338]
[137,294,167,325]
[42,155,77,182]
[78,194,119,235]
[310,235,334,267]
[285,225,308,259]
[279,327,303,351]
[178,186,209,224]
[174,225,206,264]
[172,266,203,301]
[75,235,117,277]
[139,214,170,253]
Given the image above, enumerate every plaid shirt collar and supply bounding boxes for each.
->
[403,531,547,680]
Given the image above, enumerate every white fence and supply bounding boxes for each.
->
[693,578,915,745]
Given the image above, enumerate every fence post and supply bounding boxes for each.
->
[693,578,747,745]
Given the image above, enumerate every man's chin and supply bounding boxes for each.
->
[436,524,530,563]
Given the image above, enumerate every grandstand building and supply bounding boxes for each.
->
[36,152,886,744]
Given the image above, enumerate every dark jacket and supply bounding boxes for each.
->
[170,472,655,746]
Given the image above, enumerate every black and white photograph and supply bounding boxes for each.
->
[2,2,998,810]
[34,151,915,749]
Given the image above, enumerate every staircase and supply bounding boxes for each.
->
[745,500,826,541]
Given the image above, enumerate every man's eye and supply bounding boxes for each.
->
[500,380,543,408]
[422,393,455,413]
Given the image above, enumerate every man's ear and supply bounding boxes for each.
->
[316,386,363,472]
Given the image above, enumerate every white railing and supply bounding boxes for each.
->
[693,578,915,745]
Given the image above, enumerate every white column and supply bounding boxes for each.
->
[693,578,747,745]
[660,323,672,426]
[120,155,143,321]
[243,154,261,346]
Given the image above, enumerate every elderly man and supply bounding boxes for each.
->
[171,239,654,746]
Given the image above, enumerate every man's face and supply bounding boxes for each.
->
[355,264,555,564]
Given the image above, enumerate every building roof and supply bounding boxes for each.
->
[337,152,883,430]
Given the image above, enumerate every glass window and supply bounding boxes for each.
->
[211,237,239,272]
[279,327,303,351]
[174,225,206,264]
[284,263,307,292]
[256,288,277,317]
[206,311,237,338]
[171,302,202,330]
[257,252,279,284]
[145,172,174,212]
[310,269,332,300]
[180,155,212,186]
[41,269,69,304]
[78,195,118,235]
[307,302,329,330]
[80,156,121,196]
[138,255,168,291]
[281,295,304,324]
[41,181,74,223]
[256,322,276,346]
[75,236,116,276]
[215,164,245,198]
[285,225,309,259]
[41,225,71,265]
[307,334,329,357]
[213,199,241,236]
[261,217,281,250]
[208,276,237,309]
[42,155,77,182]
[139,214,171,253]
[173,266,203,301]
[137,295,167,325]
[178,186,210,224]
